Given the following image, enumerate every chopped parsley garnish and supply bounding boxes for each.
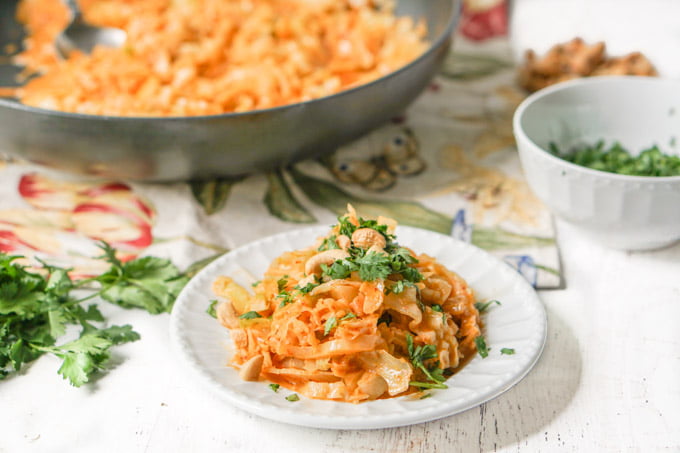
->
[269,383,280,392]
[324,316,337,336]
[340,313,357,321]
[319,219,423,289]
[276,290,294,307]
[500,348,515,355]
[251,280,261,288]
[337,216,357,237]
[400,267,423,283]
[390,247,418,267]
[358,219,390,236]
[430,304,447,323]
[475,335,489,358]
[320,260,356,280]
[318,235,340,251]
[238,311,262,320]
[475,300,501,313]
[294,281,318,294]
[335,216,394,245]
[406,334,447,389]
[324,313,357,336]
[419,392,433,399]
[337,216,388,237]
[354,251,392,281]
[277,276,289,291]
[285,393,300,402]
[410,381,447,390]
[549,141,680,176]
[206,299,218,318]
[389,280,408,294]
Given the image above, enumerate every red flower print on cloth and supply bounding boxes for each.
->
[0,209,72,255]
[0,172,155,275]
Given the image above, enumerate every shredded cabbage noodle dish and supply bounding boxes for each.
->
[5,0,428,117]
[213,206,482,403]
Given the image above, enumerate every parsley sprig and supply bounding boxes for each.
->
[406,334,448,389]
[0,243,188,387]
[92,242,188,314]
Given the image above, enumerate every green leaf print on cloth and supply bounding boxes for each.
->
[183,252,227,279]
[289,167,452,234]
[472,226,555,250]
[264,170,316,224]
[439,52,512,81]
[190,177,244,215]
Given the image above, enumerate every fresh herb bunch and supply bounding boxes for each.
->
[0,243,188,386]
[549,141,680,177]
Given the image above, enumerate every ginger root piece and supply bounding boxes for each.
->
[518,38,657,92]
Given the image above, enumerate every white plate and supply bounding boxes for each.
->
[169,226,547,430]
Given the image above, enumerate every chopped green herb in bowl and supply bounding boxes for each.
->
[549,141,680,177]
[514,77,680,249]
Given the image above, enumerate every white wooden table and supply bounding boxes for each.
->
[3,218,679,453]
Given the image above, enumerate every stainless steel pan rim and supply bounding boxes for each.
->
[0,0,461,181]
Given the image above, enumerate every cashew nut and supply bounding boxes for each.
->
[376,216,397,234]
[239,354,264,381]
[366,244,387,256]
[216,301,239,329]
[304,249,349,275]
[351,228,386,250]
[297,274,317,288]
[336,234,351,250]
[357,372,388,400]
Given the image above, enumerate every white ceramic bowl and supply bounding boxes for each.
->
[513,76,680,251]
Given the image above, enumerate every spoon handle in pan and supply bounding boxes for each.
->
[61,0,83,23]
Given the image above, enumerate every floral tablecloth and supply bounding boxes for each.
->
[0,35,562,289]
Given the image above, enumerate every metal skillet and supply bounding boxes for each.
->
[0,0,461,181]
